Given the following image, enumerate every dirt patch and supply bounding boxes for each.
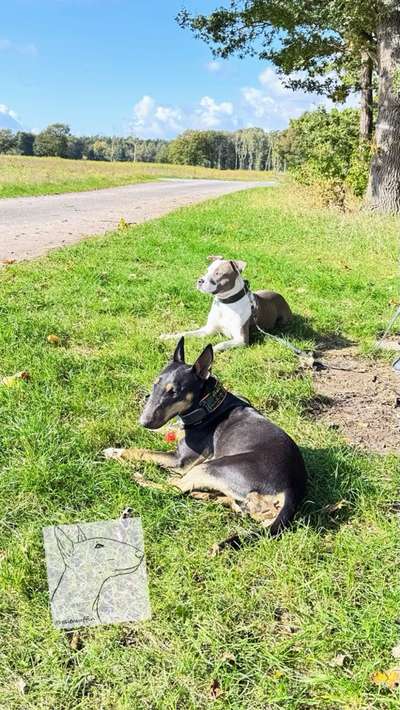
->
[309,347,400,454]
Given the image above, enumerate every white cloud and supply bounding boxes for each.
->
[131,95,184,138]
[0,104,18,120]
[129,69,359,138]
[241,67,359,130]
[0,38,37,56]
[0,104,22,130]
[195,96,234,129]
[258,67,292,96]
[130,94,236,137]
[206,60,221,73]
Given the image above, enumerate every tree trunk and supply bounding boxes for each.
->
[366,4,400,212]
[359,50,373,141]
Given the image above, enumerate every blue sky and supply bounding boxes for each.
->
[0,0,355,137]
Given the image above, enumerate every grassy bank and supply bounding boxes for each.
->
[0,155,274,199]
[0,185,399,708]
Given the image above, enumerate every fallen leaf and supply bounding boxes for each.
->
[392,645,400,660]
[209,679,223,700]
[1,370,30,387]
[47,334,61,346]
[15,677,27,694]
[209,543,221,558]
[221,652,236,664]
[273,607,299,634]
[329,653,348,667]
[69,631,83,651]
[323,500,348,515]
[371,667,400,689]
[208,533,242,557]
[118,218,131,230]
[0,258,16,265]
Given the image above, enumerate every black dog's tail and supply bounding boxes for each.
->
[269,487,302,537]
[212,487,304,554]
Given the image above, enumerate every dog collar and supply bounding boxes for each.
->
[179,380,228,427]
[217,279,250,305]
[180,381,251,428]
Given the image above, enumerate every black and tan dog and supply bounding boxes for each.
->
[104,338,306,534]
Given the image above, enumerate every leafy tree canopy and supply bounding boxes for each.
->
[178,1,380,100]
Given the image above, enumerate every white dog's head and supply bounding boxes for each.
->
[197,256,247,296]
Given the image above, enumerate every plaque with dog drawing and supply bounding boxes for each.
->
[43,518,151,629]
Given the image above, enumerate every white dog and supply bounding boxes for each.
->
[161,256,292,352]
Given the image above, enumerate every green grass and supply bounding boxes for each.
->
[0,185,399,709]
[0,155,274,199]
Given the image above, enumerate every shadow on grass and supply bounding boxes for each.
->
[251,313,355,351]
[300,444,377,533]
[139,442,376,553]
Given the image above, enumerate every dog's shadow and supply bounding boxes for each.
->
[221,443,377,550]
[299,444,376,533]
[149,443,370,547]
[251,313,355,352]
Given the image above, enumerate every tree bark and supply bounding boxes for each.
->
[359,49,373,141]
[366,4,400,212]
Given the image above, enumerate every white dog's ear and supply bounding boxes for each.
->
[230,259,247,273]
[207,254,223,262]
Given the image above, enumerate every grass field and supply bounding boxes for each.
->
[0,184,399,709]
[0,155,273,199]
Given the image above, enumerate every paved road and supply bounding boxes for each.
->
[0,178,273,261]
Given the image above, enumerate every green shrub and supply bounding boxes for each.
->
[346,142,371,196]
[280,107,371,199]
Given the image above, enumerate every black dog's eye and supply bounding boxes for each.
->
[94,543,104,549]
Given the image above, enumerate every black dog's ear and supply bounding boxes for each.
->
[192,344,213,379]
[172,336,185,363]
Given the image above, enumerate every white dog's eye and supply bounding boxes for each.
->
[94,543,104,549]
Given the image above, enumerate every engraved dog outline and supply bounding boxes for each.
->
[51,525,144,622]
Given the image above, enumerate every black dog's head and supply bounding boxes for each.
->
[139,337,213,429]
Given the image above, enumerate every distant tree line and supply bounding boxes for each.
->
[0,122,285,171]
[0,109,369,193]
[0,123,169,163]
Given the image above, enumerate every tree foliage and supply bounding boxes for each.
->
[179,1,400,211]
[0,129,17,154]
[177,1,378,101]
[278,107,359,178]
[168,128,282,170]
[34,123,71,157]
